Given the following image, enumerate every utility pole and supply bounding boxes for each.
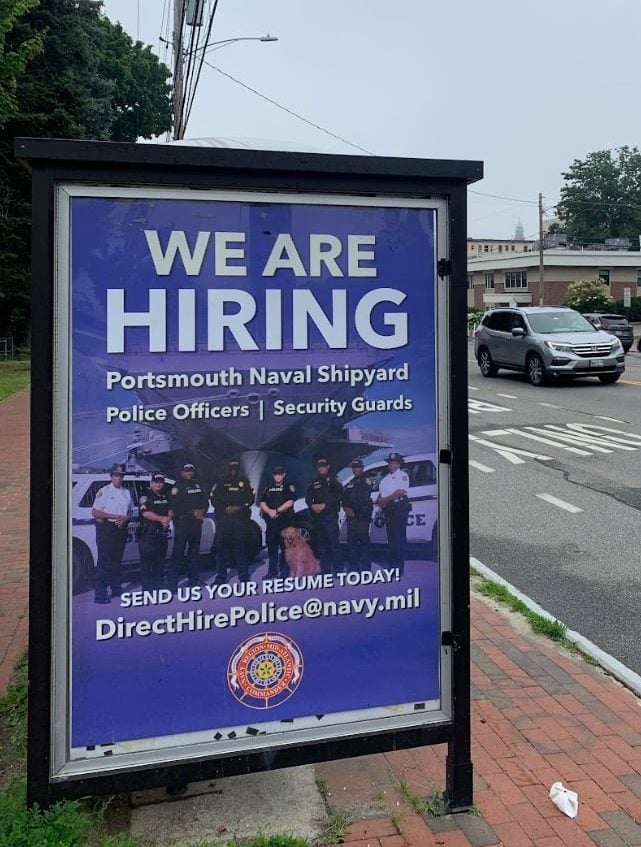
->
[173,0,185,139]
[538,193,545,305]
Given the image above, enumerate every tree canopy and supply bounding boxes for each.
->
[0,0,172,344]
[0,0,43,127]
[557,147,641,247]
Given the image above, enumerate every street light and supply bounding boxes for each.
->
[172,33,279,139]
[200,34,279,55]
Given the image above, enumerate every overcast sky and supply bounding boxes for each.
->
[101,0,641,241]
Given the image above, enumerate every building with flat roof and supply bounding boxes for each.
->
[467,237,534,258]
[467,250,641,309]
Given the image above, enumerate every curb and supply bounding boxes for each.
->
[470,556,641,698]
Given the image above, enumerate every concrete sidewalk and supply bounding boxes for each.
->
[5,389,641,845]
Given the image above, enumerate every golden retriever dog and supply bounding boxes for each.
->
[281,527,322,578]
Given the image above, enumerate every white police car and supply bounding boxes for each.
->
[337,453,438,557]
[71,472,217,595]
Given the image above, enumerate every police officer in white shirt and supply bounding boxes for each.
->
[91,463,133,603]
[375,452,410,575]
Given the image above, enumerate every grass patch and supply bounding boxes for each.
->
[0,359,30,401]
[0,659,138,846]
[0,781,92,846]
[475,578,567,641]
[0,654,28,763]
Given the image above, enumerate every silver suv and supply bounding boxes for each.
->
[474,306,625,386]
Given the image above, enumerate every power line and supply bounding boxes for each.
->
[183,0,222,133]
[201,58,374,155]
[469,189,539,205]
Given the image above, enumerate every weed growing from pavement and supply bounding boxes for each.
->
[473,575,604,666]
[397,779,444,818]
[314,774,349,844]
[373,788,402,830]
[227,837,310,847]
[322,810,349,845]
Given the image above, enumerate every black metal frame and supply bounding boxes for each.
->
[17,138,482,810]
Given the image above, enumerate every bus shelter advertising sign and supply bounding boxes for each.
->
[23,142,480,804]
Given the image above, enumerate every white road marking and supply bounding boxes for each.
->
[496,393,517,399]
[538,402,560,408]
[469,460,495,473]
[538,424,638,452]
[470,422,641,464]
[497,428,592,456]
[468,386,480,391]
[469,398,512,413]
[469,434,552,465]
[536,493,583,514]
[595,416,625,423]
[529,426,613,453]
[566,423,641,446]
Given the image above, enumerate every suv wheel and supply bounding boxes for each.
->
[478,348,498,378]
[527,353,546,386]
[598,373,621,384]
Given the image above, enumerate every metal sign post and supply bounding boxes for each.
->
[18,138,482,809]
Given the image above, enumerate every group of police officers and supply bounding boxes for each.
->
[91,452,410,604]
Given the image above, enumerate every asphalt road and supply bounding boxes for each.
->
[467,343,641,673]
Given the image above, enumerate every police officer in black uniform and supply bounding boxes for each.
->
[137,472,171,591]
[305,456,343,575]
[342,458,373,572]
[167,463,209,591]
[259,465,296,578]
[211,459,254,583]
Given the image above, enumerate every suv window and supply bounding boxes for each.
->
[511,313,527,331]
[601,315,627,325]
[494,311,513,332]
[485,311,512,332]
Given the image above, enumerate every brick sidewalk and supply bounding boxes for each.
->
[4,390,641,844]
[0,389,29,694]
[318,595,641,846]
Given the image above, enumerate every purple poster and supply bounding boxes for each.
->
[64,187,443,765]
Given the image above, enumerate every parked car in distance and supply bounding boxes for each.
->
[474,306,625,386]
[582,313,633,353]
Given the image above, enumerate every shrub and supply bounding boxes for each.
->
[563,279,613,313]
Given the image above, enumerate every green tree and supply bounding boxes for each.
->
[0,0,172,342]
[557,147,641,247]
[563,279,614,313]
[0,0,43,127]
